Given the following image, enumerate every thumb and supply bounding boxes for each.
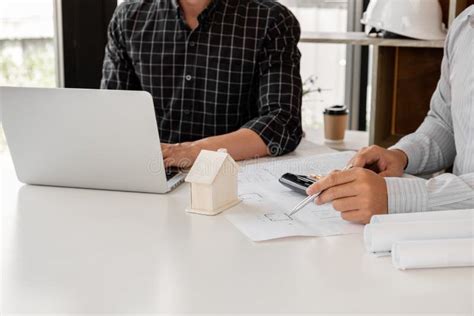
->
[351,153,380,168]
[307,169,341,194]
[350,156,366,168]
[306,182,321,195]
[352,148,388,169]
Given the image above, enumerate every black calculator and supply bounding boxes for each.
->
[278,173,317,195]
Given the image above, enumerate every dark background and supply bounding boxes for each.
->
[62,0,117,89]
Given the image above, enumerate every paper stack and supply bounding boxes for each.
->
[364,209,474,270]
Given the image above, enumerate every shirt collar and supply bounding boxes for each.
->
[198,0,220,23]
[171,0,221,24]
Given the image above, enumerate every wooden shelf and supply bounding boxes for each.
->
[300,32,445,48]
[299,1,473,148]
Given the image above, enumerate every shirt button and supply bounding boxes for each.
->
[185,75,192,81]
[189,41,196,47]
[184,109,191,115]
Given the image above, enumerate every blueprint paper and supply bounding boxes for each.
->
[370,208,474,224]
[225,152,363,241]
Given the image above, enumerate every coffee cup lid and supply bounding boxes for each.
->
[324,105,348,115]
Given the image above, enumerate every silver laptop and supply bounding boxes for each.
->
[0,87,185,193]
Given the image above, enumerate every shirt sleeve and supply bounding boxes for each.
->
[100,4,142,90]
[385,174,474,214]
[385,18,474,214]
[389,29,455,175]
[241,5,303,156]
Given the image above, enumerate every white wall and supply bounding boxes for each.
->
[281,1,348,129]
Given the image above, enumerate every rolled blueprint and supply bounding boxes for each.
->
[392,238,474,270]
[364,219,474,253]
[370,209,474,224]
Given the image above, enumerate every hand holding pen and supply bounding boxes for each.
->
[288,164,353,217]
[287,161,390,224]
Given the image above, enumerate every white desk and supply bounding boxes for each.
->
[304,128,369,152]
[1,141,473,314]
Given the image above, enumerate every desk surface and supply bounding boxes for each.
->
[304,128,369,152]
[1,141,473,314]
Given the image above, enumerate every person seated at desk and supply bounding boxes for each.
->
[101,0,303,167]
[307,6,474,224]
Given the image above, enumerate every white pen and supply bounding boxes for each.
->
[287,164,353,217]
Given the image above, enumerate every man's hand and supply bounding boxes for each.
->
[306,167,388,224]
[349,145,408,177]
[161,142,203,168]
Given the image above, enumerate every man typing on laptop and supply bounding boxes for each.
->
[101,0,303,168]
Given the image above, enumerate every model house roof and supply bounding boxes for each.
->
[185,150,239,185]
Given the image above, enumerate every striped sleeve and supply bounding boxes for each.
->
[385,173,474,214]
[390,30,455,175]
[385,10,474,214]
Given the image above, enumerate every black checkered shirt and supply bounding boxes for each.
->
[101,0,303,156]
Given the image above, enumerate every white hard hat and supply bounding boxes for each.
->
[361,0,447,40]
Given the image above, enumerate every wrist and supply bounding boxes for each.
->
[391,149,408,170]
[193,137,214,150]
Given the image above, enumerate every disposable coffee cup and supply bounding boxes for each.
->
[323,105,348,143]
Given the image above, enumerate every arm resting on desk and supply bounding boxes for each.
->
[195,128,268,160]
[162,128,268,167]
[241,5,303,156]
[385,173,474,214]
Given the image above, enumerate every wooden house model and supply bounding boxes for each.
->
[185,149,240,215]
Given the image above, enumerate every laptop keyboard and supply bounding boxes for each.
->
[165,168,180,181]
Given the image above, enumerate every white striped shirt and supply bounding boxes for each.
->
[386,6,474,214]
